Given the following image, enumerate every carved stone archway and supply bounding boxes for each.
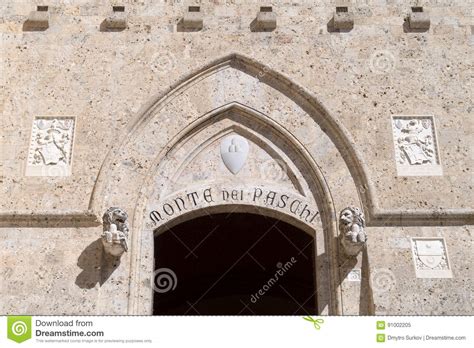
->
[91,54,368,315]
[133,104,337,315]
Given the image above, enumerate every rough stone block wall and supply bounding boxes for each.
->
[0,1,472,315]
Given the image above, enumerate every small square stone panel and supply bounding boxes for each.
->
[347,269,361,282]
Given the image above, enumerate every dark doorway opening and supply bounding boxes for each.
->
[153,212,316,315]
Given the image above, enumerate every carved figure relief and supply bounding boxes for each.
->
[391,116,442,176]
[220,134,249,174]
[26,117,75,176]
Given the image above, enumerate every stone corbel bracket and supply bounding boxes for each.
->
[23,6,49,32]
[408,7,430,31]
[332,6,354,31]
[339,206,367,257]
[252,6,277,32]
[102,5,127,32]
[182,6,203,31]
[102,207,129,257]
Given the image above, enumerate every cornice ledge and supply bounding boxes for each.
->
[368,208,474,227]
[0,208,472,228]
[0,210,101,227]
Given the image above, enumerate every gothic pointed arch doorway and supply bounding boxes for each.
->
[139,103,335,315]
[153,212,317,315]
[92,54,370,315]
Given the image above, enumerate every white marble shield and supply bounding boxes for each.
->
[415,239,444,269]
[418,255,443,269]
[220,135,249,174]
[415,239,444,255]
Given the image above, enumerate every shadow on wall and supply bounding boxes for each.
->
[337,234,375,315]
[402,19,429,33]
[360,247,375,314]
[316,235,374,315]
[326,18,353,33]
[176,18,202,32]
[75,238,121,289]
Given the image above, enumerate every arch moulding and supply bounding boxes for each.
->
[91,53,375,315]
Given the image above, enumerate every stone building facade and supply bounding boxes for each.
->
[0,1,472,315]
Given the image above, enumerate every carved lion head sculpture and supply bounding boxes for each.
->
[339,206,367,255]
[102,207,129,237]
[339,206,365,233]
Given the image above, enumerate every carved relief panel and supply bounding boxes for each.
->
[411,237,452,278]
[25,116,76,176]
[391,116,442,176]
